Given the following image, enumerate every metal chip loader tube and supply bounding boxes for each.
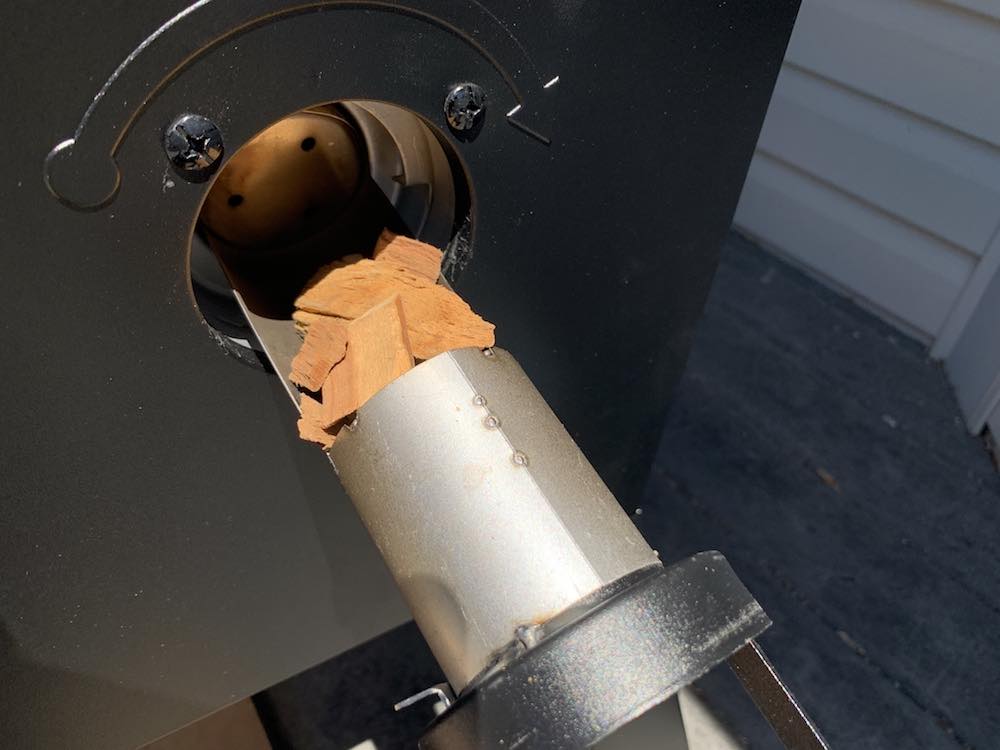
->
[327,347,661,691]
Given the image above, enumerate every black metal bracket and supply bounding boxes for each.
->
[420,551,771,749]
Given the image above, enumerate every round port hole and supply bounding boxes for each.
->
[189,101,472,363]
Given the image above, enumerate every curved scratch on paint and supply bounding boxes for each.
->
[74,0,215,140]
[69,0,530,158]
[467,0,542,83]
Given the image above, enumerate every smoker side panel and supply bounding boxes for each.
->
[0,2,800,748]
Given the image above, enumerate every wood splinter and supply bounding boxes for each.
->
[288,317,348,392]
[297,391,338,450]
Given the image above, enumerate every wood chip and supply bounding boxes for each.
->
[297,259,428,315]
[373,231,443,281]
[297,392,337,449]
[291,242,495,450]
[816,467,841,493]
[288,317,348,391]
[321,295,414,427]
[295,260,494,360]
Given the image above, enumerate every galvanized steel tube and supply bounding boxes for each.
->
[328,347,660,690]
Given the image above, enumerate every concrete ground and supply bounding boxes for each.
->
[256,232,1000,749]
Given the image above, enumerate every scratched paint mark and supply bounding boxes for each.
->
[468,0,542,81]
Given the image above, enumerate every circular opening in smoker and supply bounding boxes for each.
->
[190,101,472,361]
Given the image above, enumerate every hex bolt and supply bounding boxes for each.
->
[163,114,224,182]
[443,83,486,135]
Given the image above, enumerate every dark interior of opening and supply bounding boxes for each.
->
[190,101,471,357]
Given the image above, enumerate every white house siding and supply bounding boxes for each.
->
[734,0,1000,430]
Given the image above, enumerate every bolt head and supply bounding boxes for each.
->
[443,83,486,135]
[164,114,224,182]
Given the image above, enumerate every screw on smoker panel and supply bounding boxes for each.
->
[163,114,224,182]
[443,83,486,138]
